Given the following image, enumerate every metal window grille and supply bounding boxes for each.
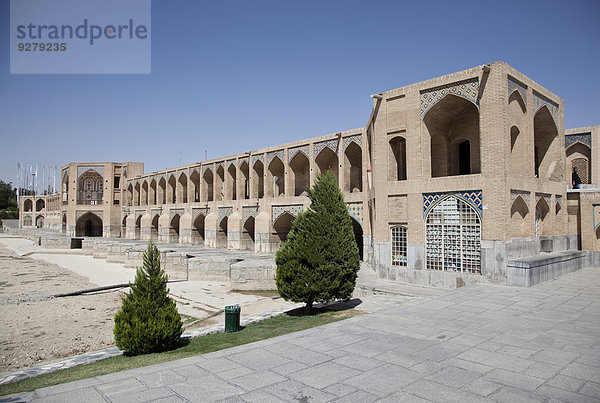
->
[425,196,481,274]
[391,225,407,266]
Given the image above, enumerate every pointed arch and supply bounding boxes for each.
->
[344,142,362,193]
[273,212,295,243]
[141,180,148,206]
[193,213,205,244]
[62,213,67,235]
[252,160,264,199]
[290,152,310,196]
[158,177,166,205]
[315,147,339,183]
[227,163,237,200]
[424,94,480,177]
[242,216,255,250]
[178,173,188,203]
[268,156,285,197]
[135,214,142,239]
[167,174,177,204]
[510,195,529,238]
[216,165,225,202]
[350,217,363,260]
[126,183,134,206]
[121,215,127,237]
[534,105,560,180]
[76,212,103,237]
[35,198,45,212]
[170,214,180,241]
[190,170,200,202]
[134,182,141,206]
[24,199,33,212]
[535,197,550,237]
[425,194,481,273]
[217,216,228,248]
[240,161,250,200]
[151,214,159,239]
[388,136,406,181]
[149,179,157,205]
[202,168,214,202]
[566,142,591,185]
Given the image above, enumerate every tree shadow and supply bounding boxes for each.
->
[284,298,363,317]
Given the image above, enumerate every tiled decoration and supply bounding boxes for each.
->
[239,156,249,166]
[420,78,479,118]
[272,204,304,223]
[565,133,591,149]
[218,206,233,222]
[268,150,285,165]
[535,192,552,208]
[169,208,184,219]
[192,207,209,221]
[242,206,259,223]
[343,135,362,151]
[77,165,104,179]
[76,210,102,220]
[227,159,236,169]
[251,154,264,166]
[313,139,338,160]
[216,162,224,172]
[347,201,364,228]
[510,190,530,210]
[288,145,310,163]
[532,91,559,127]
[201,164,213,175]
[423,190,483,219]
[507,76,527,103]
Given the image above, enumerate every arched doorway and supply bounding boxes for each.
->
[351,217,363,260]
[170,214,180,243]
[24,199,33,212]
[193,214,205,244]
[242,217,255,250]
[36,215,44,228]
[76,212,103,237]
[252,160,264,199]
[388,136,407,181]
[424,94,481,177]
[425,195,481,273]
[344,142,362,193]
[290,153,310,196]
[121,215,127,238]
[151,214,159,239]
[534,106,560,180]
[36,199,45,212]
[217,216,228,248]
[135,215,142,239]
[273,213,295,250]
[315,148,339,183]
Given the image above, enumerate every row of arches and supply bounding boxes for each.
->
[23,199,46,212]
[126,143,362,207]
[510,196,560,238]
[121,211,364,259]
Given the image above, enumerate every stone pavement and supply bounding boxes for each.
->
[5,268,600,402]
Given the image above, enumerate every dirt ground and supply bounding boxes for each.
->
[0,244,123,373]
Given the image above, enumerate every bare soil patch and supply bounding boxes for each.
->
[0,244,121,373]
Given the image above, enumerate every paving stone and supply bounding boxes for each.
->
[216,365,255,380]
[166,375,244,401]
[259,379,335,402]
[375,391,429,402]
[96,377,148,397]
[321,382,357,398]
[228,349,292,371]
[277,347,331,367]
[522,360,562,380]
[171,363,212,379]
[403,379,485,402]
[546,374,587,393]
[342,364,420,397]
[109,386,174,403]
[237,390,285,403]
[268,361,308,376]
[440,357,493,374]
[483,368,545,392]
[33,377,101,398]
[333,389,378,402]
[425,365,482,388]
[288,362,361,389]
[31,387,106,403]
[561,362,600,383]
[456,348,531,372]
[332,353,385,371]
[579,381,600,400]
[229,370,286,391]
[135,369,187,388]
[462,377,503,397]
[535,385,590,402]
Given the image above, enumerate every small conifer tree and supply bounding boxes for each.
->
[276,170,360,312]
[114,241,183,355]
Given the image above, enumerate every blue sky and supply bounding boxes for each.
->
[1,0,599,187]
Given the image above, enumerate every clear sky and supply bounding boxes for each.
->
[1,0,599,187]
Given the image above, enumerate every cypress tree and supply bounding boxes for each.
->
[276,170,360,312]
[114,241,183,355]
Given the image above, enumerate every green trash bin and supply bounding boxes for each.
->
[225,305,241,332]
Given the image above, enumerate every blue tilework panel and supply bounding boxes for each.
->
[192,207,209,221]
[227,159,236,169]
[242,206,259,222]
[507,76,527,102]
[347,202,364,228]
[313,139,339,160]
[218,206,233,222]
[420,79,479,118]
[272,204,304,223]
[343,135,362,151]
[532,91,559,127]
[251,154,264,166]
[239,157,249,166]
[423,190,482,219]
[565,133,591,149]
[268,150,285,165]
[288,145,310,163]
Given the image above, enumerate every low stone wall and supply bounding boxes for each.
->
[187,256,239,281]
[41,236,71,249]
[230,258,277,290]
[507,250,587,287]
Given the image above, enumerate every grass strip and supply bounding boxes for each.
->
[0,307,360,396]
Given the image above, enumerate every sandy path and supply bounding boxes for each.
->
[0,243,122,372]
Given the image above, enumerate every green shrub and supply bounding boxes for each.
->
[276,170,360,312]
[114,241,183,355]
